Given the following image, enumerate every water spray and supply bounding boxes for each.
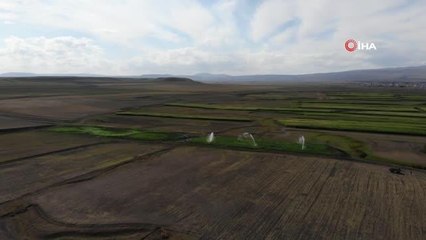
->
[206,132,215,143]
[239,132,257,147]
[298,136,305,150]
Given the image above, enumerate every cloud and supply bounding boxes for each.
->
[250,0,297,41]
[0,0,425,75]
[0,36,113,74]
[126,47,237,75]
[4,0,218,46]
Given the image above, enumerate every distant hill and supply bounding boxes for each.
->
[154,77,201,84]
[188,65,426,83]
[2,65,426,83]
[0,72,37,77]
[0,72,103,78]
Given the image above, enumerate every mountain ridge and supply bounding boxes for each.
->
[2,65,426,83]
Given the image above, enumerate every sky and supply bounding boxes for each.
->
[0,0,425,75]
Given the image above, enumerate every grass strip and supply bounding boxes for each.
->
[279,118,426,136]
[166,103,425,117]
[190,135,339,156]
[116,111,252,122]
[166,103,337,113]
[51,126,183,141]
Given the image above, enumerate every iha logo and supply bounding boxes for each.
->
[345,39,377,52]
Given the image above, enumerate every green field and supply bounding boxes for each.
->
[309,133,368,159]
[51,125,342,158]
[51,126,184,141]
[166,99,426,136]
[279,118,426,136]
[190,135,339,156]
[165,103,336,113]
[166,102,426,117]
[116,111,252,122]
[50,89,426,169]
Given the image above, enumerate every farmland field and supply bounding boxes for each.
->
[0,77,425,239]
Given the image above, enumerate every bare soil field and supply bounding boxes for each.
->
[0,95,142,120]
[0,130,103,163]
[0,142,165,203]
[0,147,424,239]
[83,115,253,135]
[0,116,48,131]
[0,77,425,239]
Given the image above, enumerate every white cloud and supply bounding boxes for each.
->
[251,0,296,41]
[169,2,214,41]
[127,47,236,75]
[5,0,219,46]
[0,0,425,75]
[0,36,113,74]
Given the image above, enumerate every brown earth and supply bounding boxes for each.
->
[0,77,424,239]
[0,147,424,239]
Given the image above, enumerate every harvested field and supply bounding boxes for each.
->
[0,116,48,131]
[0,142,165,203]
[0,130,103,163]
[1,147,422,239]
[81,114,253,135]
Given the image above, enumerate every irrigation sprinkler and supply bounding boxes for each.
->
[298,136,305,150]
